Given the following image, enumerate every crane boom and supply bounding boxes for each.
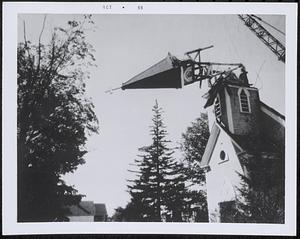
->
[238,14,285,63]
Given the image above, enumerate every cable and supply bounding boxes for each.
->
[258,73,264,91]
[222,16,242,62]
[254,60,266,87]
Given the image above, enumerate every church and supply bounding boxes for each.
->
[199,72,285,222]
[119,51,285,223]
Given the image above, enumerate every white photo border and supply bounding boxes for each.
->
[2,2,298,236]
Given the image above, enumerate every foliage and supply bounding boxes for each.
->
[125,101,189,222]
[180,113,209,184]
[179,113,210,222]
[111,207,125,222]
[17,15,98,222]
[236,150,285,223]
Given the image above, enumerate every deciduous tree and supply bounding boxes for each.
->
[17,15,98,222]
[180,113,210,222]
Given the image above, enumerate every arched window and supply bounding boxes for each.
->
[238,88,251,113]
[214,94,221,121]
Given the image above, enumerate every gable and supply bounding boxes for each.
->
[208,129,243,171]
[200,122,244,169]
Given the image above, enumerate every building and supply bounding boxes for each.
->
[66,201,108,222]
[200,73,285,222]
[118,46,285,223]
[94,203,108,222]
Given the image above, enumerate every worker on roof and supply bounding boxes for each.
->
[239,66,250,86]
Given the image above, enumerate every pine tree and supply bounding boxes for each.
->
[126,100,187,222]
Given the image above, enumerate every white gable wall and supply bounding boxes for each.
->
[205,128,244,222]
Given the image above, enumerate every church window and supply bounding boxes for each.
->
[219,150,229,164]
[238,88,251,113]
[220,150,226,161]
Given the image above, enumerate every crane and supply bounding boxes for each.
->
[238,14,285,63]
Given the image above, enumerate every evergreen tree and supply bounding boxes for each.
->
[180,114,210,222]
[126,101,187,222]
[111,207,125,222]
[17,15,98,222]
[236,150,285,223]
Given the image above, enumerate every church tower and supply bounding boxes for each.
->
[212,71,261,138]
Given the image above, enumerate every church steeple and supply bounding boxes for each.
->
[212,70,260,137]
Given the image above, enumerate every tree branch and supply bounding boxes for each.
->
[23,20,31,59]
[23,20,27,46]
[37,15,47,72]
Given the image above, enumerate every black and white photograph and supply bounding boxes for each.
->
[2,2,297,236]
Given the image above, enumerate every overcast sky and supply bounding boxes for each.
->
[18,14,285,216]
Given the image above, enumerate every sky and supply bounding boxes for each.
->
[18,14,285,216]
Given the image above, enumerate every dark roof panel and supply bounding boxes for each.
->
[67,201,95,216]
[260,101,285,121]
[122,53,182,90]
[95,203,107,216]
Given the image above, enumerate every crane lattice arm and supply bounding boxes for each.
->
[238,14,285,63]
